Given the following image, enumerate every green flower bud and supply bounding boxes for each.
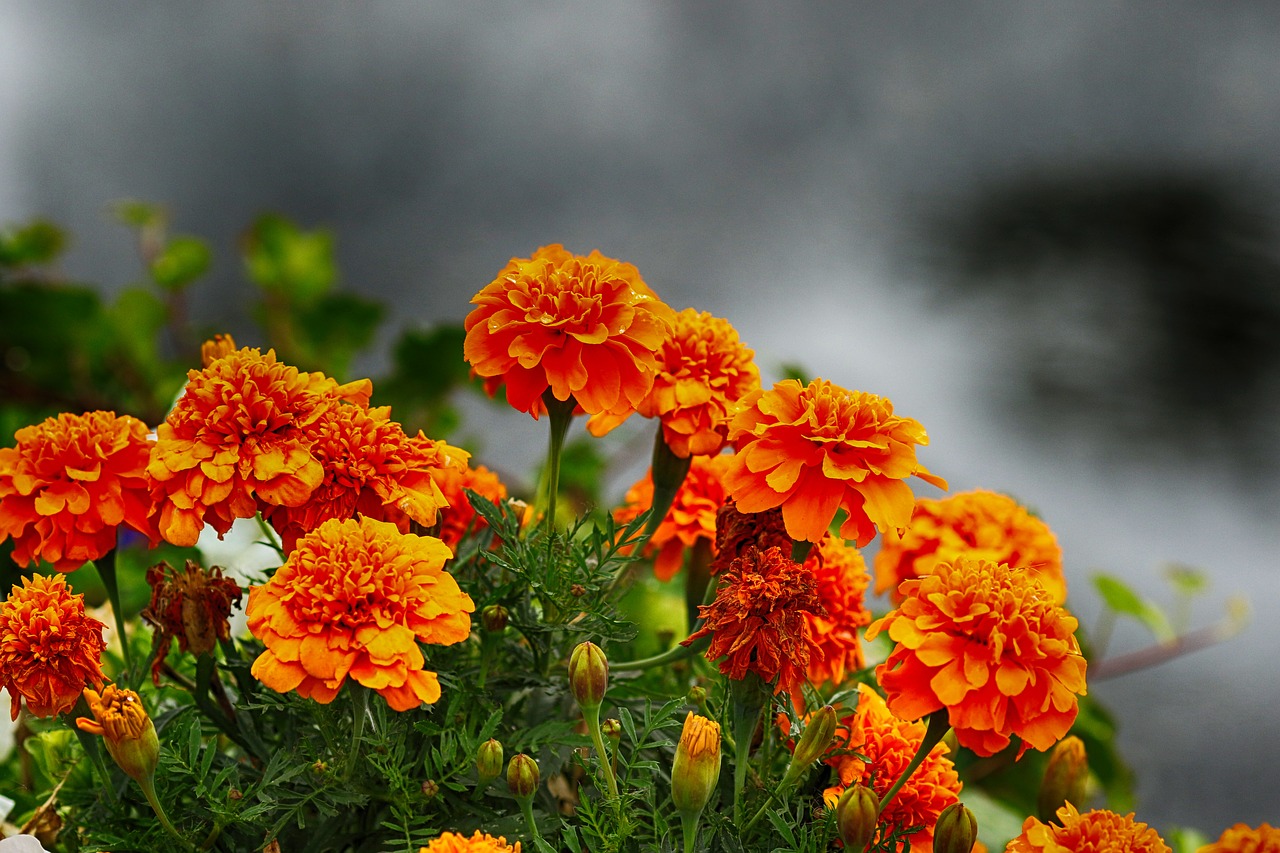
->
[671,712,721,819]
[507,753,540,800]
[1037,735,1088,823]
[476,738,504,783]
[481,604,509,633]
[933,801,978,853]
[836,784,879,852]
[782,705,838,786]
[568,641,608,712]
[601,718,622,744]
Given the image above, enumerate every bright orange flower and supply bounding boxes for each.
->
[683,545,824,695]
[0,573,106,720]
[463,244,676,418]
[200,333,237,367]
[818,684,961,853]
[149,347,371,547]
[430,461,509,550]
[803,536,871,688]
[587,309,759,457]
[724,379,946,545]
[1007,803,1171,853]
[1200,823,1280,853]
[418,830,521,853]
[0,411,154,570]
[867,556,1086,758]
[613,453,732,581]
[263,402,468,554]
[246,516,474,710]
[875,489,1066,604]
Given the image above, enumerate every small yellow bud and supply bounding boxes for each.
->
[671,712,721,819]
[476,738,504,783]
[835,784,879,852]
[75,685,159,785]
[568,641,609,712]
[507,753,540,800]
[601,718,622,743]
[782,705,838,786]
[933,801,978,853]
[1037,735,1088,823]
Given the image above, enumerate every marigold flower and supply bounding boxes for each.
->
[262,402,468,554]
[1007,803,1170,853]
[613,454,732,581]
[0,411,155,570]
[76,684,160,785]
[430,461,508,550]
[1199,823,1280,853]
[683,545,824,695]
[0,574,106,720]
[820,685,962,853]
[246,516,474,710]
[149,347,371,547]
[142,560,243,685]
[671,711,721,819]
[803,536,872,688]
[724,379,946,545]
[867,556,1087,758]
[708,499,790,575]
[463,244,676,418]
[875,489,1066,604]
[419,830,521,853]
[200,333,237,367]
[587,308,759,457]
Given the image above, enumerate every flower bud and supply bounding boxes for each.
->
[507,753,540,800]
[200,333,237,367]
[476,738,504,783]
[782,705,838,786]
[671,712,721,819]
[568,641,608,712]
[687,685,707,706]
[481,604,508,633]
[1037,735,1088,823]
[75,685,159,785]
[933,801,978,853]
[835,784,879,852]
[601,718,622,744]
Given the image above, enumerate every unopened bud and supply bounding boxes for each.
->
[75,685,159,786]
[481,604,508,633]
[568,641,609,712]
[1037,736,1088,823]
[687,685,707,706]
[782,705,838,786]
[836,784,879,852]
[671,712,721,819]
[507,753,540,800]
[602,718,622,744]
[933,801,978,853]
[476,738,504,783]
[420,779,439,798]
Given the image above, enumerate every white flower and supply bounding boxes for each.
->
[0,836,52,852]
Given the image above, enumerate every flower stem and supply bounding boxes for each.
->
[94,549,134,682]
[681,810,700,853]
[729,674,767,827]
[138,768,195,851]
[877,710,951,816]
[64,709,115,802]
[612,577,718,672]
[541,393,576,532]
[646,427,692,536]
[583,704,620,801]
[346,686,369,779]
[517,796,542,845]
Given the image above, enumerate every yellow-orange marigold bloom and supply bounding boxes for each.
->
[613,453,732,581]
[263,402,468,554]
[875,489,1066,604]
[803,536,871,688]
[463,244,676,418]
[430,461,509,550]
[0,411,154,569]
[724,379,946,546]
[200,333,237,367]
[868,556,1087,758]
[0,574,106,720]
[1199,823,1280,853]
[418,830,521,853]
[683,545,824,694]
[149,347,372,547]
[1007,803,1170,853]
[246,516,474,711]
[819,684,962,853]
[587,308,760,457]
[76,683,160,784]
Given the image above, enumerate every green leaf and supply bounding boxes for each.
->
[292,291,384,379]
[1163,563,1209,597]
[113,199,167,230]
[150,235,212,291]
[0,219,66,267]
[243,214,336,303]
[1091,573,1174,642]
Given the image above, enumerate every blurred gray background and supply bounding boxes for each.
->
[1,1,1277,834]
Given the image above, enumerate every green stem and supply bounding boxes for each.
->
[346,686,369,779]
[138,766,196,851]
[681,809,700,853]
[583,704,620,801]
[790,539,814,563]
[95,549,134,682]
[64,709,116,802]
[729,674,767,827]
[646,427,692,536]
[540,393,576,532]
[877,710,951,816]
[192,654,268,760]
[517,796,542,844]
[613,576,719,672]
[255,512,287,560]
[684,539,714,632]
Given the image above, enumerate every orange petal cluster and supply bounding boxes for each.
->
[0,573,106,720]
[149,347,371,547]
[683,545,824,695]
[246,516,474,711]
[463,244,676,418]
[0,410,154,570]
[867,556,1086,757]
[803,536,872,688]
[429,461,509,550]
[818,684,961,853]
[1199,823,1280,853]
[875,489,1066,604]
[419,831,521,853]
[724,379,946,545]
[1007,803,1171,853]
[588,308,759,457]
[262,401,467,554]
[613,453,732,581]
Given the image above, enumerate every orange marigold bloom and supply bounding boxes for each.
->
[708,499,790,576]
[613,453,732,581]
[430,461,509,550]
[1007,803,1170,853]
[683,545,824,694]
[818,684,962,853]
[463,244,676,418]
[875,489,1066,604]
[262,402,468,554]
[1200,823,1280,853]
[803,536,871,688]
[419,830,521,853]
[867,556,1087,758]
[0,411,154,570]
[246,516,474,711]
[149,347,371,547]
[723,379,946,546]
[0,573,106,720]
[200,333,237,367]
[587,308,760,457]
